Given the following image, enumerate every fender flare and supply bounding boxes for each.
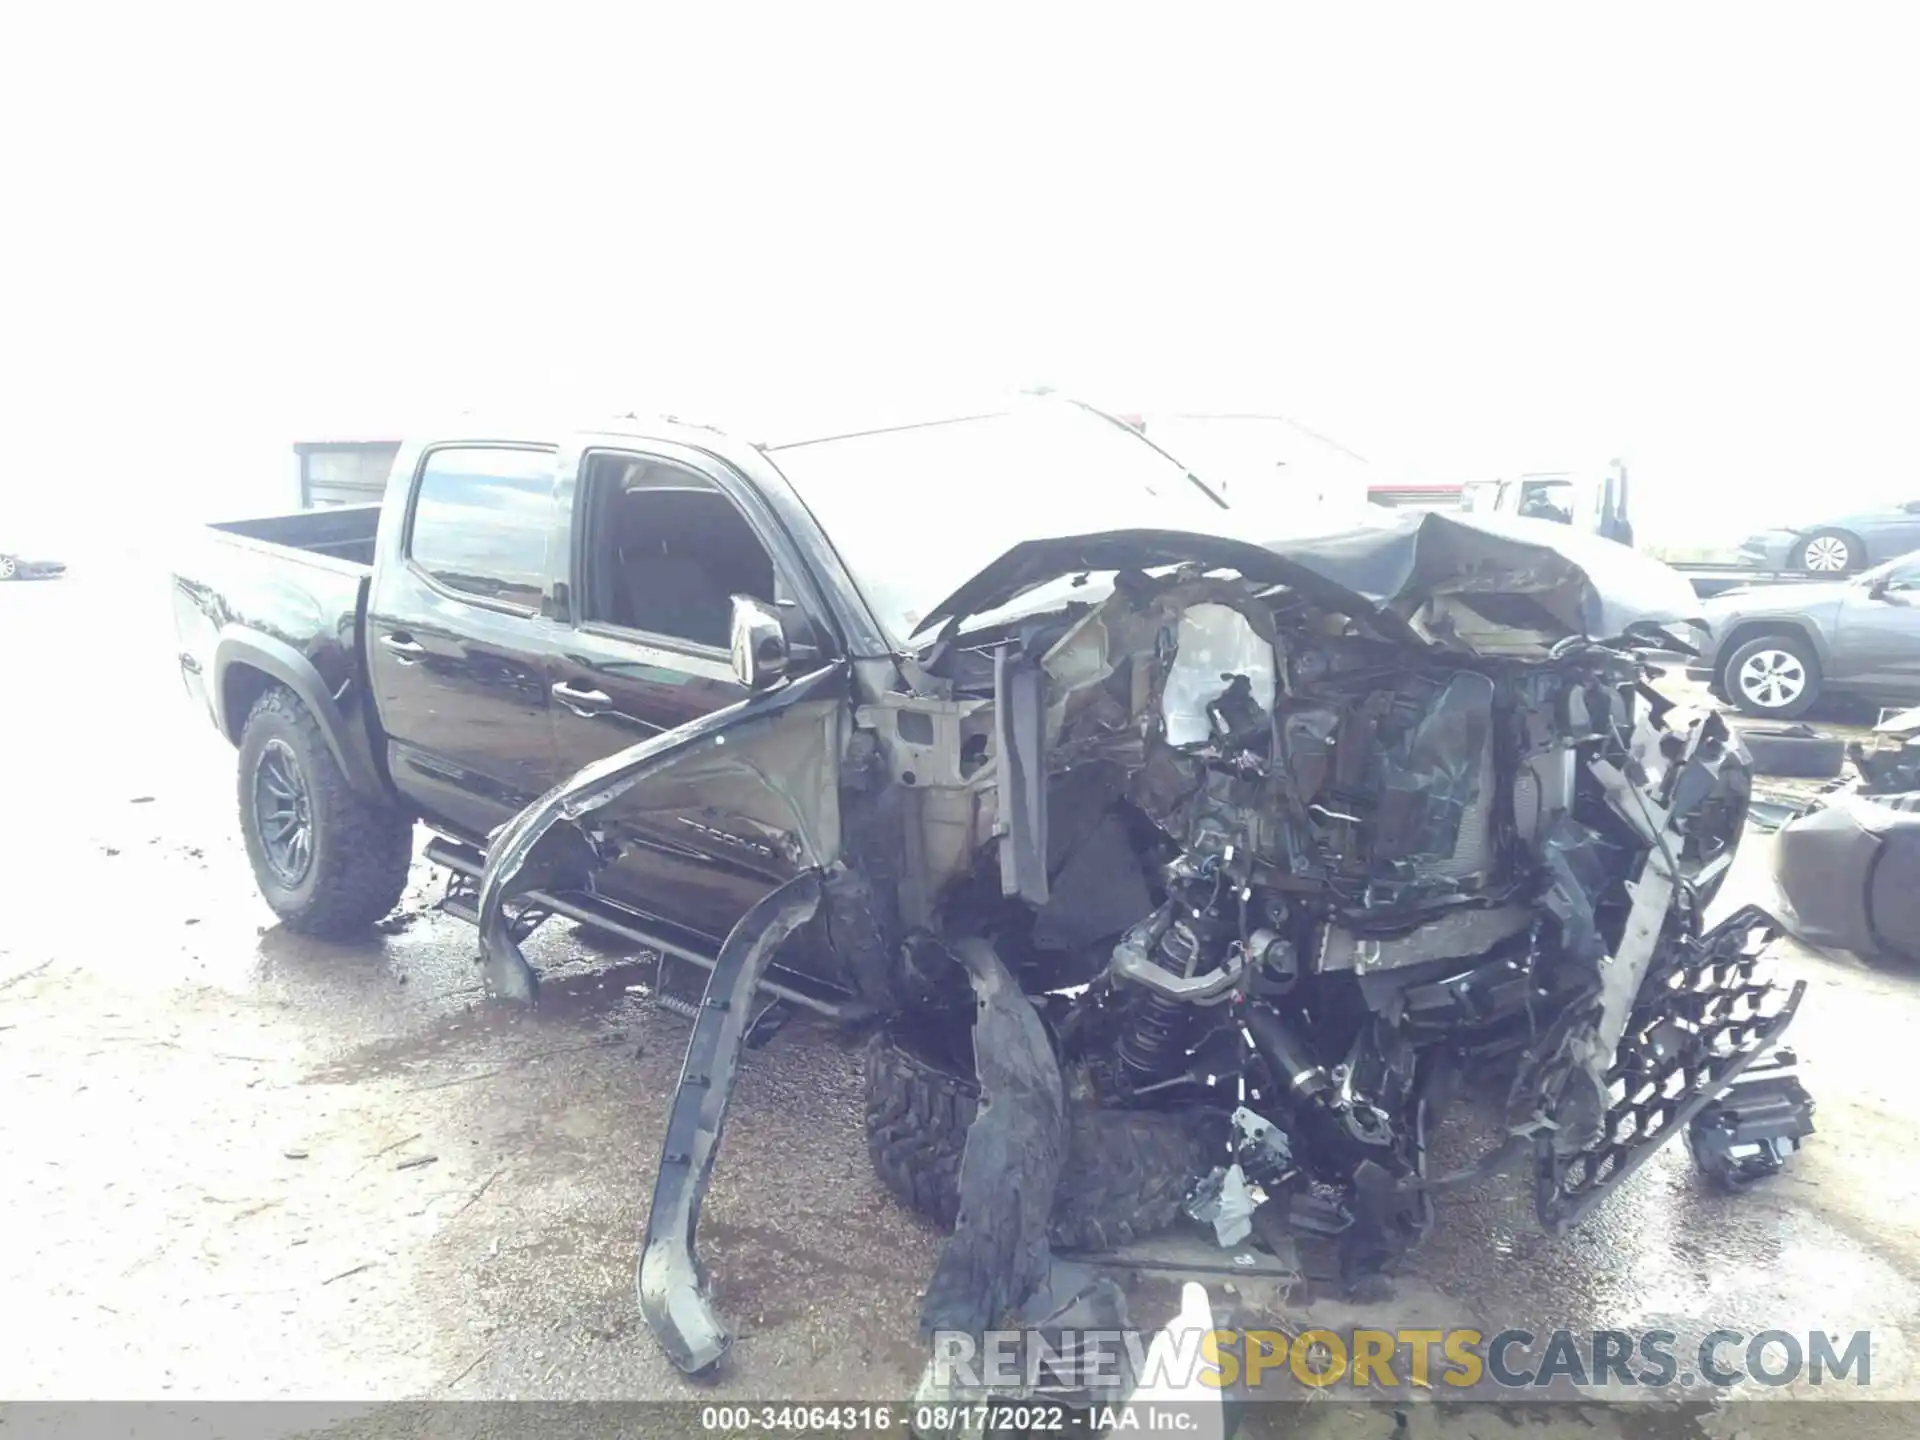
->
[1713,615,1833,679]
[211,628,387,798]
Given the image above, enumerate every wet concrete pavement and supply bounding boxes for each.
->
[4,567,1919,1426]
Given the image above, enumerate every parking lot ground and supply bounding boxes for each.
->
[4,569,1919,1432]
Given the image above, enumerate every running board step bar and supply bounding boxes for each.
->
[423,836,874,1023]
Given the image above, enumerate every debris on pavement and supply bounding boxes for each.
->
[1186,1164,1259,1247]
[1742,723,1847,779]
[1687,1048,1818,1191]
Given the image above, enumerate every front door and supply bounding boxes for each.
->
[365,443,563,841]
[545,441,838,945]
[1832,557,1920,698]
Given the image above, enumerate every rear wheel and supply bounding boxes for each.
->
[1722,633,1821,719]
[1796,529,1860,575]
[0,555,18,580]
[237,685,413,937]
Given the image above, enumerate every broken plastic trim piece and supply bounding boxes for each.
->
[1688,1056,1815,1191]
[638,870,824,1374]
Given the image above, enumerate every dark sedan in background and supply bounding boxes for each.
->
[1692,550,1920,716]
[1738,498,1920,574]
[0,550,67,581]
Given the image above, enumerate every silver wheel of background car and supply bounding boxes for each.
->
[1801,534,1853,572]
[0,555,16,580]
[1737,648,1809,710]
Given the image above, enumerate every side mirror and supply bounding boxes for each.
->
[729,595,790,690]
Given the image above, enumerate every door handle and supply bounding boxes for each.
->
[552,680,613,716]
[380,632,426,661]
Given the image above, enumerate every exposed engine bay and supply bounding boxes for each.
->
[872,559,1802,1308]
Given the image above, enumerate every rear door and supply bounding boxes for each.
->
[366,443,563,841]
[545,438,838,945]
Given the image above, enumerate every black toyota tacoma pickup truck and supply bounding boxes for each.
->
[173,395,1812,1381]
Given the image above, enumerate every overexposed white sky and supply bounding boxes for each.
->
[4,3,1917,549]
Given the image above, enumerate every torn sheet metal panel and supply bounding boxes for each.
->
[474,662,849,1004]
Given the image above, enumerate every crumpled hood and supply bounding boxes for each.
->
[915,509,1703,649]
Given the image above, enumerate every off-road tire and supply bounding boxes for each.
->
[862,1025,1215,1251]
[237,685,413,937]
[1721,633,1822,719]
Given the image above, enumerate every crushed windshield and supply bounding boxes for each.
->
[765,401,1232,646]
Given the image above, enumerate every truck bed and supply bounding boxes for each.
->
[211,504,381,569]
[172,506,381,752]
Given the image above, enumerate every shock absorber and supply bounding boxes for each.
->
[1116,909,1224,1085]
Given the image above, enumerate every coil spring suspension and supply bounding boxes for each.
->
[1116,916,1207,1084]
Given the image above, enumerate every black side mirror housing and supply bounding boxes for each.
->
[729,596,790,690]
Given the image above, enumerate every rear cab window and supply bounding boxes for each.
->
[406,446,557,609]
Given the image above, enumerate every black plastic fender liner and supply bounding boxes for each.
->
[637,870,824,1374]
[918,937,1067,1341]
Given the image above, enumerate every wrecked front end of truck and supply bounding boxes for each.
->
[878,519,1809,1345]
[476,512,1814,1381]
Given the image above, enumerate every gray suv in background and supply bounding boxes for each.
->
[1692,550,1920,716]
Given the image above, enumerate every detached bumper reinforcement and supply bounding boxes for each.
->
[637,871,823,1374]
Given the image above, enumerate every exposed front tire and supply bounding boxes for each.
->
[862,1023,1217,1251]
[0,555,17,581]
[1722,633,1821,719]
[236,685,413,937]
[1796,529,1861,575]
